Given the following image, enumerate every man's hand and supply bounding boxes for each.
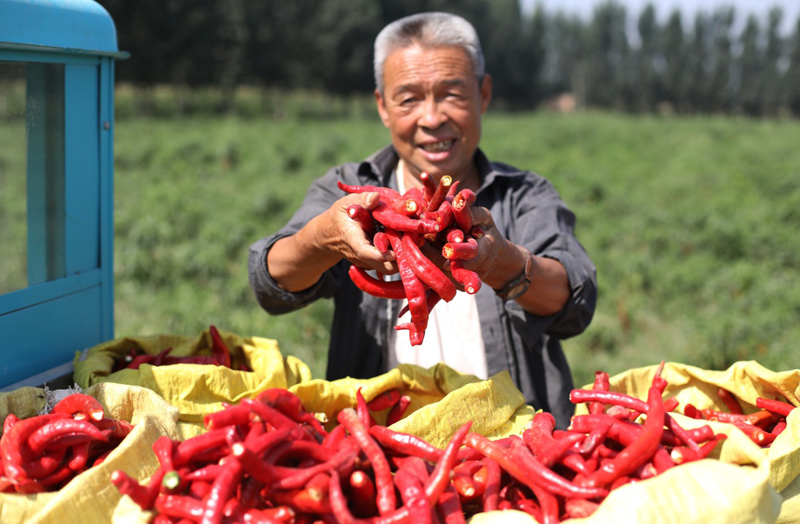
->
[454,206,570,316]
[267,192,397,293]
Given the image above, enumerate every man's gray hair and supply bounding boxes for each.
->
[374,12,485,94]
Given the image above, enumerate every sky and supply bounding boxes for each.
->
[522,0,800,36]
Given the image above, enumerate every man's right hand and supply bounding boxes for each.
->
[267,192,396,292]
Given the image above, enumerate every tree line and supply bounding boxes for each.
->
[98,0,800,117]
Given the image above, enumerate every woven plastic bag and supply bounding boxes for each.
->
[109,362,535,523]
[72,327,312,437]
[543,360,796,524]
[289,362,535,448]
[0,382,180,524]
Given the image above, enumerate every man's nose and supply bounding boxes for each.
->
[419,97,446,129]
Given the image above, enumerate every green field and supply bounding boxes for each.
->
[6,108,796,387]
[105,110,800,387]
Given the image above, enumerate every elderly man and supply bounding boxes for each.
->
[249,12,596,428]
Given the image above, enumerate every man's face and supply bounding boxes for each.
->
[375,44,492,182]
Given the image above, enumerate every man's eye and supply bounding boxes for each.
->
[400,97,418,105]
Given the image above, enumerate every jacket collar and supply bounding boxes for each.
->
[361,145,511,193]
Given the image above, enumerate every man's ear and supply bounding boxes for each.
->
[480,74,493,114]
[375,89,391,127]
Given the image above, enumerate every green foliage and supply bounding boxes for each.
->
[111,111,800,386]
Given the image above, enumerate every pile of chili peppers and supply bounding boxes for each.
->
[339,173,481,346]
[114,325,251,372]
[108,364,798,524]
[661,384,793,449]
[0,393,134,493]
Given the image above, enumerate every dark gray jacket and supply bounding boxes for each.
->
[248,145,597,428]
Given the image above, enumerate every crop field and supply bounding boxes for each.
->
[3,108,799,387]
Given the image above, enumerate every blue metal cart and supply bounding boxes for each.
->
[0,0,126,389]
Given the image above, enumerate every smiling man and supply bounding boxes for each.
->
[248,12,597,428]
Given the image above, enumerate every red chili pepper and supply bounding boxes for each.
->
[155,494,205,521]
[28,416,108,456]
[2,413,20,434]
[372,202,440,235]
[367,425,443,463]
[209,325,232,368]
[426,175,452,212]
[92,417,135,440]
[201,456,243,524]
[52,393,105,422]
[348,266,407,299]
[337,408,396,515]
[438,483,466,524]
[448,260,481,295]
[394,467,432,524]
[442,238,478,261]
[386,230,429,344]
[585,385,665,488]
[400,233,457,302]
[372,231,391,254]
[385,395,412,426]
[255,389,327,436]
[338,179,401,200]
[365,389,402,412]
[347,469,378,518]
[670,434,726,463]
[110,468,165,510]
[716,387,744,414]
[19,446,67,478]
[418,172,437,202]
[756,397,796,418]
[589,371,611,415]
[451,188,476,232]
[347,204,377,235]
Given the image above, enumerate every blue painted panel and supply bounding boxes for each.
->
[0,0,119,54]
[98,57,115,340]
[65,62,100,274]
[0,284,103,388]
[0,270,101,314]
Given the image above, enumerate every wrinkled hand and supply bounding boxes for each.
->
[416,205,523,292]
[317,192,398,275]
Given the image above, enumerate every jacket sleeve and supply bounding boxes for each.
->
[498,174,598,340]
[247,165,350,315]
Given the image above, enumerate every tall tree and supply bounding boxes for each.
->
[685,12,712,113]
[762,8,785,115]
[541,12,587,103]
[786,15,800,116]
[737,14,763,116]
[707,7,735,113]
[585,1,630,110]
[661,9,687,112]
[634,4,660,112]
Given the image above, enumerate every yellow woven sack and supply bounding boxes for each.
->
[72,327,312,437]
[555,360,796,524]
[288,362,535,449]
[0,382,180,524]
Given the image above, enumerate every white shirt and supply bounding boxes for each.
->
[386,163,488,379]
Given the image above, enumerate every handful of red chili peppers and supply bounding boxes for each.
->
[0,393,133,493]
[339,173,482,346]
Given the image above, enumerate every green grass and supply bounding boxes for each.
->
[7,106,799,386]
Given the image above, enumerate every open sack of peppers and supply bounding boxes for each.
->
[338,173,483,346]
[109,361,798,524]
[72,326,313,437]
[0,382,180,524]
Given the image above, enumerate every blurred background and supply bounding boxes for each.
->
[6,0,796,387]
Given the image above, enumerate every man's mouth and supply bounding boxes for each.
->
[420,139,456,153]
